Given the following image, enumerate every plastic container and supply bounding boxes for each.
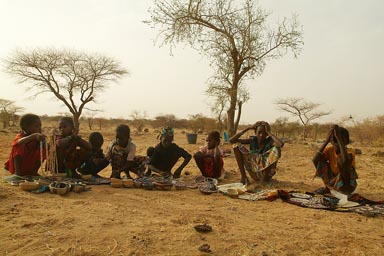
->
[186,133,198,144]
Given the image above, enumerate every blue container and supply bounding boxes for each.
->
[186,133,198,144]
[223,131,229,142]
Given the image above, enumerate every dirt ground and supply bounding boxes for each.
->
[0,127,383,256]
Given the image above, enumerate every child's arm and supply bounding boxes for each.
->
[173,150,192,179]
[263,122,284,148]
[312,128,332,167]
[229,125,255,144]
[213,146,223,178]
[13,155,23,176]
[75,135,92,150]
[17,133,45,145]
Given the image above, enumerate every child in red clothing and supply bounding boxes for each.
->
[4,114,46,176]
[193,131,225,179]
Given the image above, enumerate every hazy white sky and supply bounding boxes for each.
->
[0,0,383,124]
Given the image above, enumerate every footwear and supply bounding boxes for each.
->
[314,187,330,195]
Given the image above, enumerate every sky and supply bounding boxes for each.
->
[0,0,383,125]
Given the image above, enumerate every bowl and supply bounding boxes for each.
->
[226,188,239,198]
[37,178,51,186]
[142,182,154,190]
[199,184,217,195]
[174,182,187,191]
[49,182,71,195]
[154,181,173,191]
[122,179,134,188]
[133,179,143,188]
[73,183,86,193]
[110,178,123,188]
[20,181,40,191]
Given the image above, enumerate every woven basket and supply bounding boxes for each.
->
[49,182,71,195]
[122,179,134,188]
[174,182,187,191]
[111,178,123,188]
[154,181,173,191]
[20,181,40,191]
[142,182,154,190]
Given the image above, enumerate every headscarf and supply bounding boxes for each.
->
[158,126,174,139]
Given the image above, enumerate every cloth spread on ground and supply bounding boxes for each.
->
[218,183,383,217]
[279,190,384,217]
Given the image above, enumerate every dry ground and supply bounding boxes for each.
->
[0,126,383,256]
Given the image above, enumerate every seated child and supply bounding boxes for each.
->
[105,124,146,179]
[194,131,225,179]
[312,125,358,195]
[230,121,284,184]
[146,126,191,179]
[55,117,92,178]
[79,132,109,177]
[4,113,46,176]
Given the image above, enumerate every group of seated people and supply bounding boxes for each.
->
[4,113,358,195]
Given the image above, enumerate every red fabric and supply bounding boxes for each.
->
[4,133,46,176]
[203,157,224,178]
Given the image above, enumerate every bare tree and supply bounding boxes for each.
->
[0,98,23,128]
[130,110,148,132]
[146,0,303,136]
[4,48,128,129]
[275,97,331,139]
[8,105,25,127]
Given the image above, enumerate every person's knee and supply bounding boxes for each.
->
[193,152,203,160]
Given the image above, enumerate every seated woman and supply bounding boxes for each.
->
[146,126,191,179]
[229,121,284,185]
[312,125,357,195]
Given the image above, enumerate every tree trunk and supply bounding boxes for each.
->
[226,82,239,136]
[73,113,81,130]
[234,101,243,133]
[88,118,93,130]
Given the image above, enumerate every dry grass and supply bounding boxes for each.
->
[0,123,383,255]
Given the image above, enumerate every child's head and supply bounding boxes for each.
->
[206,131,221,149]
[89,132,104,150]
[59,117,75,137]
[332,126,350,145]
[159,126,174,148]
[255,124,268,143]
[20,114,41,134]
[115,124,130,147]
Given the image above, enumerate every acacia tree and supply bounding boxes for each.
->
[0,98,24,128]
[4,48,128,129]
[275,97,331,139]
[147,0,303,135]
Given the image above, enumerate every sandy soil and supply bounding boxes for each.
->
[1,128,383,256]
